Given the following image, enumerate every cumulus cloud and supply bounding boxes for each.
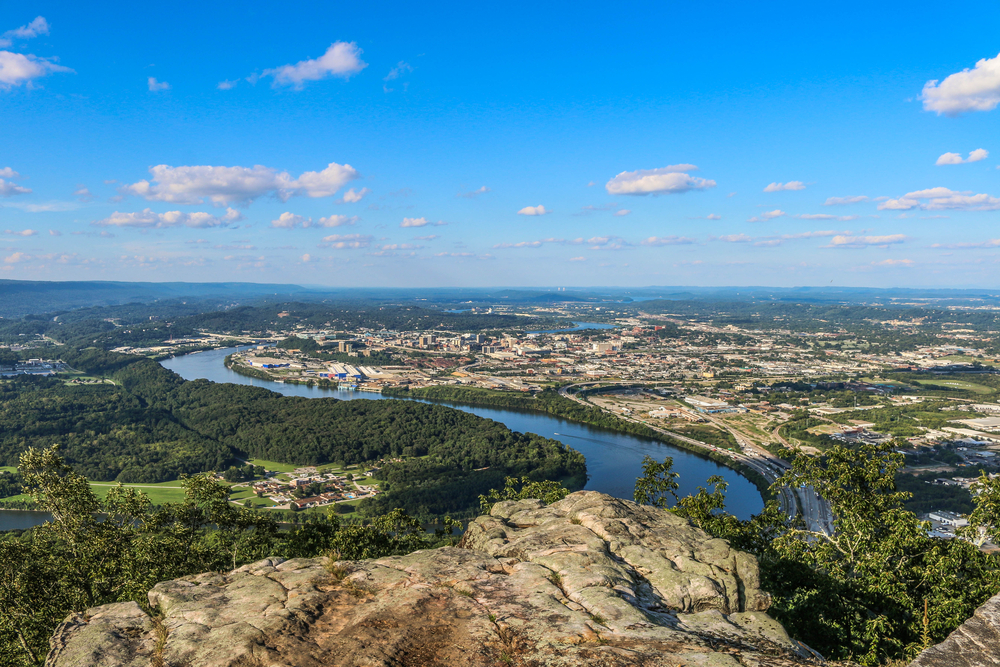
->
[0,169,30,196]
[763,181,806,192]
[605,164,715,196]
[120,162,359,206]
[517,205,549,216]
[935,148,989,165]
[0,50,71,89]
[148,77,170,91]
[826,234,906,248]
[878,187,1000,211]
[922,52,1000,115]
[640,236,695,246]
[49,230,61,236]
[873,259,914,266]
[747,209,786,222]
[93,207,243,228]
[318,214,356,227]
[457,186,490,199]
[320,233,372,249]
[614,209,631,216]
[4,229,36,236]
[217,79,238,90]
[714,230,848,246]
[262,42,367,88]
[823,195,868,206]
[569,257,586,262]
[716,233,752,243]
[338,187,369,203]
[3,251,31,264]
[401,217,429,227]
[0,17,49,47]
[271,212,310,229]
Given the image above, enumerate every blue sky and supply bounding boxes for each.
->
[2,1,1000,287]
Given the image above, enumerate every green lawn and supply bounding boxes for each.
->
[0,466,17,474]
[89,481,190,505]
[912,379,993,394]
[246,459,300,473]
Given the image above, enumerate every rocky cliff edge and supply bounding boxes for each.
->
[45,491,825,667]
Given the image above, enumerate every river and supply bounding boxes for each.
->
[1,347,763,531]
[161,347,763,519]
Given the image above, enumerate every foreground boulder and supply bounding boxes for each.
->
[46,491,822,666]
[908,590,1000,667]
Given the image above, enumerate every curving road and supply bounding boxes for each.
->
[557,382,835,535]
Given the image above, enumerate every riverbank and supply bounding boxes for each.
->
[223,353,343,389]
[383,385,773,501]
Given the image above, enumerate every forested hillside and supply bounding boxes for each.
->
[0,349,585,518]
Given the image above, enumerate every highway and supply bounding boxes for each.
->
[557,382,835,535]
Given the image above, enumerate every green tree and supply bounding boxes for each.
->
[633,455,679,508]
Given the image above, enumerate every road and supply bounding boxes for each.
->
[557,382,835,535]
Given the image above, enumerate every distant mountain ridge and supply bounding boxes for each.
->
[0,280,309,318]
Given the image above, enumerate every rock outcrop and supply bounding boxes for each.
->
[908,591,1000,667]
[46,491,823,666]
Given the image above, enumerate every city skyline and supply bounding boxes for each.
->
[2,2,1000,287]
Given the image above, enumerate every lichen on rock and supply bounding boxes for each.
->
[45,491,824,666]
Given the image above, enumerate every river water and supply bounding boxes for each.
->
[161,348,763,519]
[1,346,763,531]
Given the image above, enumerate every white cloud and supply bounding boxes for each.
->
[0,17,49,47]
[823,195,868,206]
[569,256,586,262]
[148,77,170,92]
[873,259,914,266]
[338,187,369,203]
[271,212,310,229]
[413,234,439,241]
[936,148,989,165]
[795,213,858,221]
[640,236,695,246]
[717,233,752,243]
[301,253,311,262]
[826,234,906,248]
[3,251,31,264]
[320,233,372,249]
[763,181,806,192]
[922,52,1000,115]
[93,207,243,228]
[0,170,30,196]
[49,229,61,236]
[706,213,721,220]
[605,164,715,195]
[747,209,786,222]
[401,217,429,227]
[614,209,631,216]
[217,79,238,90]
[262,42,367,89]
[74,186,93,202]
[318,214,356,227]
[878,187,1000,211]
[4,229,36,236]
[0,50,71,89]
[121,162,359,205]
[517,205,550,216]
[457,186,490,199]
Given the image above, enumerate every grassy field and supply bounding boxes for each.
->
[246,459,301,473]
[0,466,17,474]
[912,379,993,394]
[89,481,189,505]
